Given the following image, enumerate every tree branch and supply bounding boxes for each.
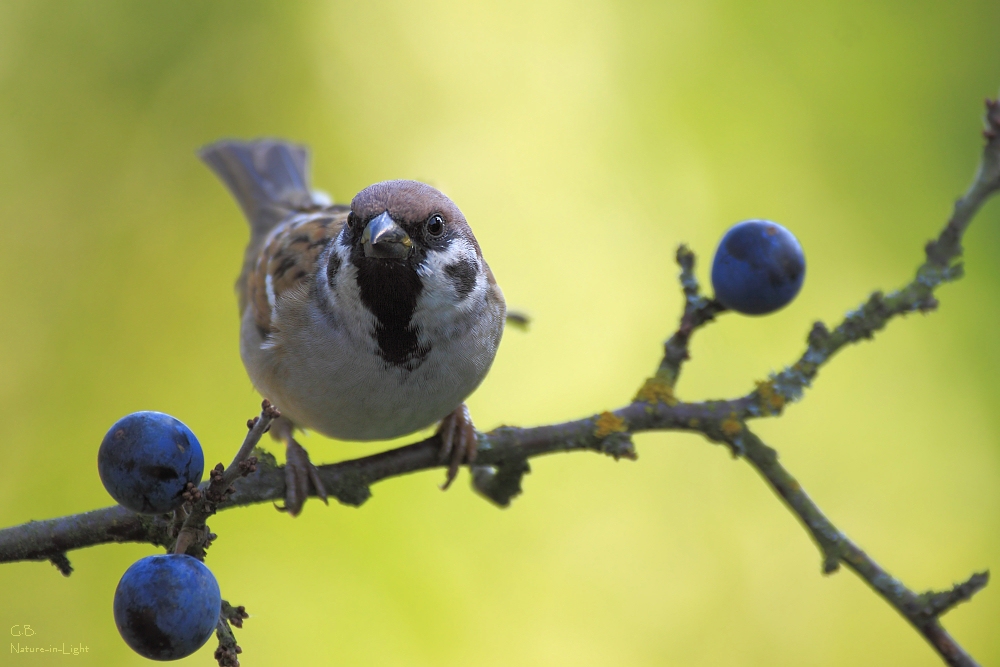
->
[742,96,1000,418]
[1,96,998,667]
[735,426,988,667]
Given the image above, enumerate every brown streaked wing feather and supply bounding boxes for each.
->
[243,208,349,333]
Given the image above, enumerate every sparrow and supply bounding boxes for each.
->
[200,139,506,515]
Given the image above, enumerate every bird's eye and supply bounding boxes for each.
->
[346,212,357,230]
[425,214,445,238]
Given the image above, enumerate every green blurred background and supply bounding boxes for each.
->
[1,1,998,665]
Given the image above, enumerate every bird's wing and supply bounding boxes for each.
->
[245,209,349,334]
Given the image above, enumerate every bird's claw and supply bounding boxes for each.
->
[278,436,328,516]
[437,404,478,490]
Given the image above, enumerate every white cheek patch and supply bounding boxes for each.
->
[317,238,345,304]
[316,237,377,347]
[416,238,486,306]
[330,239,355,300]
[413,238,489,345]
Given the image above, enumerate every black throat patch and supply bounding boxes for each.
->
[353,256,429,368]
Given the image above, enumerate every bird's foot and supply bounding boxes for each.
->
[274,423,328,516]
[437,404,478,490]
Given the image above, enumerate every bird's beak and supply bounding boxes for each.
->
[362,211,413,259]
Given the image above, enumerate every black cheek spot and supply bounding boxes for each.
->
[445,258,478,299]
[326,251,342,287]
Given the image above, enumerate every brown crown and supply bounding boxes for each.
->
[350,180,466,227]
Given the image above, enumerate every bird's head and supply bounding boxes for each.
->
[343,180,479,268]
[323,180,491,361]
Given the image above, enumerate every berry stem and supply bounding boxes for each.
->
[173,400,278,557]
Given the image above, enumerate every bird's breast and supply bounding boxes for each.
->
[239,272,503,441]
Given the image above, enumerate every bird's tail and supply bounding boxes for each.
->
[199,139,317,238]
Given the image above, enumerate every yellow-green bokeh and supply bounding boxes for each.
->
[1,2,998,665]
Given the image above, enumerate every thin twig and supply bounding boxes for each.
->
[173,400,278,557]
[655,244,727,388]
[214,600,248,667]
[735,427,987,667]
[741,97,1000,418]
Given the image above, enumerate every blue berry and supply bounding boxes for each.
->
[710,220,805,315]
[98,411,204,514]
[114,554,221,660]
